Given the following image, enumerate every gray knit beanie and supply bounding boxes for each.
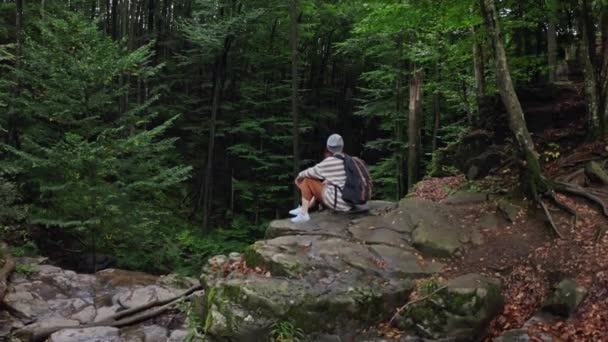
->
[326,134,344,154]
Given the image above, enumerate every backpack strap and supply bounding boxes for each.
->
[330,154,348,211]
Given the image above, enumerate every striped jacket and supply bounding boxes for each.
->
[298,154,352,212]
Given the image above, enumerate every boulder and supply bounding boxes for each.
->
[49,327,120,342]
[541,279,587,316]
[198,198,490,341]
[465,150,503,180]
[200,270,414,340]
[493,329,553,342]
[398,273,503,341]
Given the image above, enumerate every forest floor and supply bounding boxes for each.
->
[407,128,608,340]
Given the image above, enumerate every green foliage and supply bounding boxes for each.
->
[178,300,206,341]
[270,320,305,342]
[15,263,35,275]
[0,177,27,225]
[1,11,192,273]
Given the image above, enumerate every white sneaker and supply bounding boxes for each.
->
[290,212,310,223]
[289,206,303,216]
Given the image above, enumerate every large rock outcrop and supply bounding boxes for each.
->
[198,199,490,341]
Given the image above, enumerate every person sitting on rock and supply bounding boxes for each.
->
[290,134,352,223]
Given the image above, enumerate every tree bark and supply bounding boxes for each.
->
[395,34,405,199]
[472,25,486,112]
[7,0,24,148]
[407,69,423,192]
[578,0,603,136]
[481,0,546,195]
[546,0,558,83]
[431,87,441,153]
[111,0,118,40]
[289,0,300,202]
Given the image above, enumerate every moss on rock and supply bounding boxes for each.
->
[399,274,503,341]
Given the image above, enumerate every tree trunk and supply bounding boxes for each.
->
[546,0,558,83]
[579,0,603,136]
[395,34,405,199]
[7,0,24,148]
[15,0,23,73]
[111,0,118,40]
[431,84,441,153]
[601,5,608,134]
[289,0,300,202]
[481,0,546,195]
[407,69,423,192]
[472,25,486,112]
[201,37,232,232]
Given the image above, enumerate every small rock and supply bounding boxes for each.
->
[70,305,97,324]
[143,325,168,342]
[493,328,553,342]
[542,278,587,316]
[113,285,178,309]
[207,255,228,268]
[94,305,120,322]
[168,329,188,342]
[228,252,242,263]
[49,326,120,342]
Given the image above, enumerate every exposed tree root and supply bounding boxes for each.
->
[555,181,608,217]
[595,226,607,243]
[555,168,585,184]
[538,198,565,239]
[17,284,203,342]
[0,243,16,303]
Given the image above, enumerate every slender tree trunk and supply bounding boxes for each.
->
[395,34,405,199]
[201,37,232,232]
[600,5,608,134]
[111,0,118,40]
[90,0,96,20]
[289,0,300,201]
[105,0,111,34]
[546,0,558,83]
[7,0,24,148]
[432,64,441,153]
[407,69,423,192]
[201,59,222,233]
[472,26,486,112]
[15,0,23,71]
[579,0,602,136]
[461,79,473,124]
[482,0,546,195]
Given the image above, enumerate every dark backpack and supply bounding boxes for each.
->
[334,154,373,205]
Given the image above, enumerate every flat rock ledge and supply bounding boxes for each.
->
[199,198,490,341]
